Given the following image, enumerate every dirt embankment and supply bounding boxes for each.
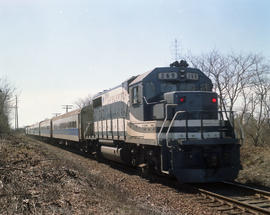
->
[0,135,217,215]
[237,143,270,188]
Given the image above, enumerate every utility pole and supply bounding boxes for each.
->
[15,95,18,130]
[62,105,73,113]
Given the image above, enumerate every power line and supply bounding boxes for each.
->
[62,105,73,113]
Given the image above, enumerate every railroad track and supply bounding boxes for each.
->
[32,138,270,214]
[195,181,270,214]
[52,141,270,214]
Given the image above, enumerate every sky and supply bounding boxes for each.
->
[0,0,269,127]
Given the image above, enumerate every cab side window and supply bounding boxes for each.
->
[132,86,139,104]
[144,81,156,100]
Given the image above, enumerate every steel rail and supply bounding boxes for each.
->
[196,183,270,215]
[223,181,270,197]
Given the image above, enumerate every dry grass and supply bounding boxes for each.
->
[237,142,270,187]
[2,134,270,214]
[0,135,165,215]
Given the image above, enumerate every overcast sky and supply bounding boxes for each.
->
[0,0,269,127]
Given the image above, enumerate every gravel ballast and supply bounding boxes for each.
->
[0,135,219,214]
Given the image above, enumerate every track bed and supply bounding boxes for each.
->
[195,182,270,214]
[0,135,218,215]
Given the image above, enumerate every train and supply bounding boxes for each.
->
[26,60,241,183]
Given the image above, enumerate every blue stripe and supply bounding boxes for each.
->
[53,128,79,136]
[40,130,50,134]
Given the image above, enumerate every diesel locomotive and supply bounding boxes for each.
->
[26,61,240,183]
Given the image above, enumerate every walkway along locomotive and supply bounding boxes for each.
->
[26,61,241,183]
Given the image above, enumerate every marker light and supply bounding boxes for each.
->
[212,98,217,103]
[180,97,185,102]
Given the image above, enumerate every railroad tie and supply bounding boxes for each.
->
[216,205,234,212]
[208,203,225,208]
[251,202,270,208]
[243,199,270,205]
[226,209,248,215]
[198,199,216,204]
[208,200,225,208]
[234,197,255,201]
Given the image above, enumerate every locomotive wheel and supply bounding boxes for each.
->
[138,163,149,178]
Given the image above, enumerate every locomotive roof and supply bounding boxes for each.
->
[28,122,40,128]
[92,85,120,99]
[40,118,50,123]
[129,66,209,86]
[52,109,81,121]
[129,70,153,86]
[130,66,188,86]
[92,76,137,100]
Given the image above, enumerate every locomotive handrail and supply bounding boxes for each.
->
[143,96,165,105]
[165,110,236,147]
[157,104,177,145]
[159,109,236,147]
[166,110,186,148]
[159,104,177,174]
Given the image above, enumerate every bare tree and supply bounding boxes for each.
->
[244,60,270,145]
[188,50,270,145]
[0,78,16,134]
[188,51,261,117]
[188,50,232,117]
[224,54,258,113]
[74,94,93,109]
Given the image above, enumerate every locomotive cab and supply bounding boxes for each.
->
[129,61,213,121]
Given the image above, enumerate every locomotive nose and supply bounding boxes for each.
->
[163,91,218,120]
[164,91,218,111]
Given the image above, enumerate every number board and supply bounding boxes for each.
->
[186,72,199,80]
[158,72,178,80]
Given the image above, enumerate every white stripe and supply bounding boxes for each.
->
[159,132,220,140]
[94,118,126,133]
[157,119,220,127]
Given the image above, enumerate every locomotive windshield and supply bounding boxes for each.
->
[130,66,213,103]
[160,82,177,93]
[144,80,211,101]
